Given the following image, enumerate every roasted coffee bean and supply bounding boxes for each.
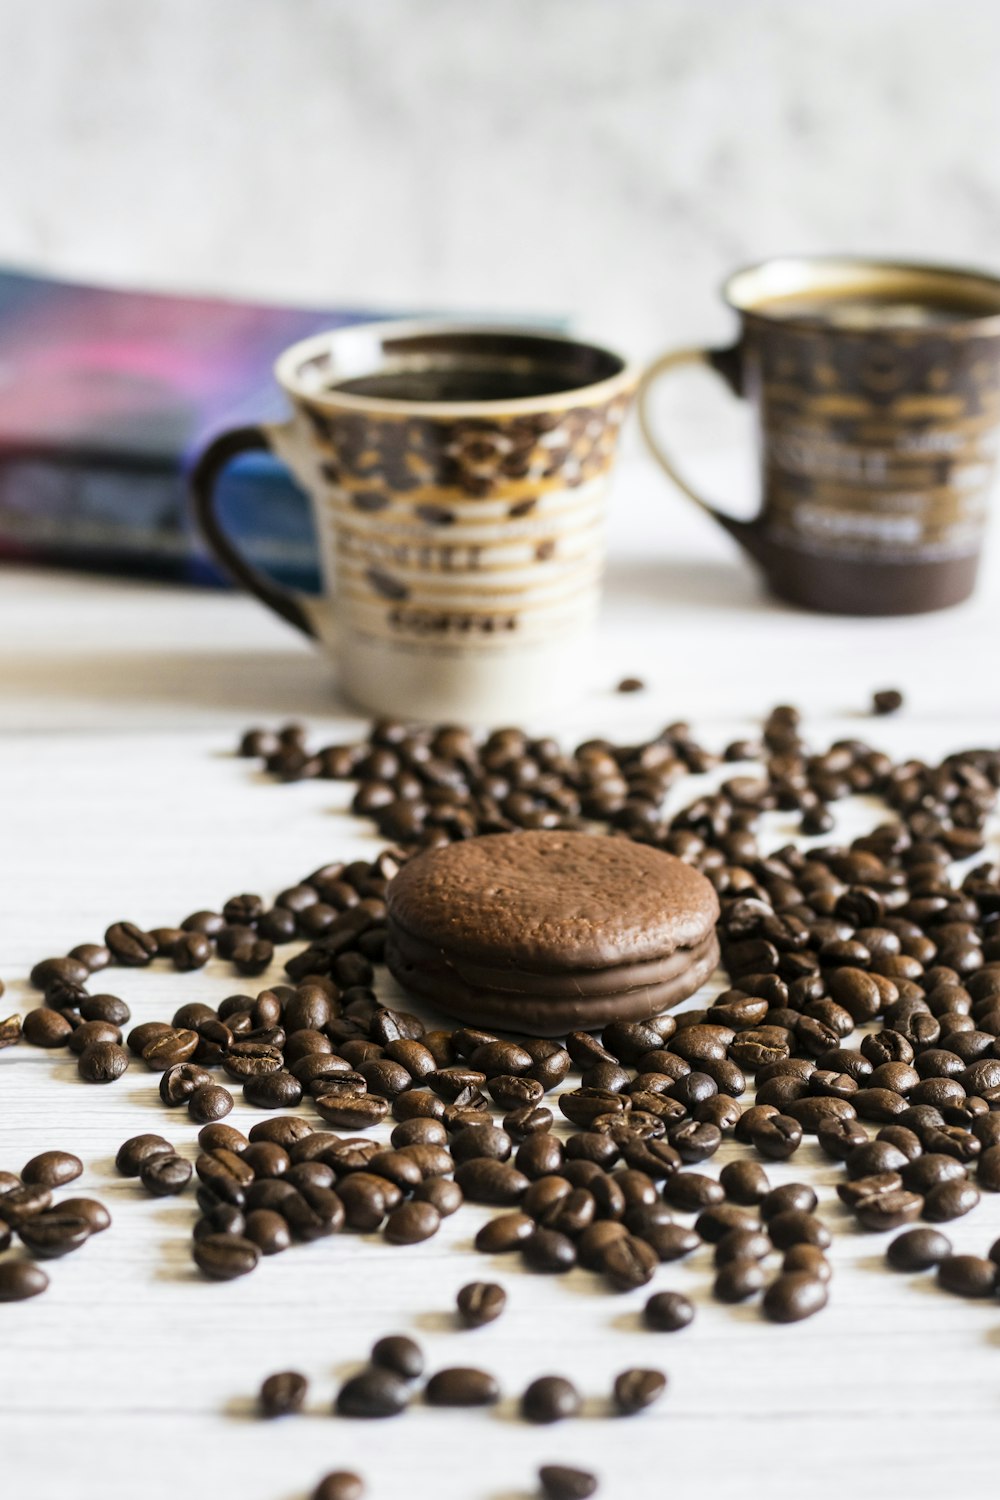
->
[523,1227,578,1273]
[141,1153,193,1197]
[243,1070,304,1110]
[315,1095,389,1129]
[714,1228,772,1265]
[853,1187,924,1232]
[663,1172,724,1212]
[337,1367,410,1418]
[68,1020,122,1056]
[719,1160,770,1205]
[977,1145,1000,1191]
[749,1112,802,1160]
[782,1244,831,1282]
[714,1256,766,1302]
[600,1233,658,1290]
[761,1183,818,1220]
[474,1212,535,1254]
[21,1150,82,1188]
[78,1040,129,1082]
[311,1473,365,1500]
[244,1209,292,1255]
[199,1123,250,1154]
[767,1211,831,1251]
[19,1211,91,1258]
[457,1281,506,1327]
[0,1261,49,1301]
[612,1367,667,1416]
[521,1375,581,1424]
[451,1125,512,1164]
[371,1334,424,1381]
[845,1140,909,1179]
[259,1369,308,1417]
[695,1204,759,1243]
[188,1084,234,1124]
[384,1201,440,1245]
[937,1253,997,1297]
[414,1178,463,1217]
[762,1272,828,1323]
[0,1185,53,1228]
[923,1179,980,1222]
[106,921,158,966]
[887,1227,952,1271]
[425,1367,500,1407]
[193,1233,261,1279]
[59,1198,111,1234]
[817,1117,870,1161]
[538,1466,598,1500]
[454,1160,529,1205]
[644,1289,694,1332]
[22,1008,74,1048]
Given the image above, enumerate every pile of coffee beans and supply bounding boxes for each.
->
[0,1149,110,1300]
[14,705,1000,1345]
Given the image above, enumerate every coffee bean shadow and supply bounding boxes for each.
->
[412,1309,459,1334]
[221,1395,258,1422]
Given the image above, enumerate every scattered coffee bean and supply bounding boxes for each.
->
[312,1474,365,1500]
[21,1150,82,1188]
[371,1335,424,1381]
[522,1375,581,1424]
[539,1465,598,1500]
[937,1253,997,1297]
[762,1273,828,1323]
[425,1366,500,1407]
[193,1233,260,1280]
[643,1290,694,1332]
[0,1260,49,1301]
[887,1227,952,1272]
[259,1370,308,1417]
[612,1367,667,1415]
[336,1366,410,1418]
[457,1281,506,1327]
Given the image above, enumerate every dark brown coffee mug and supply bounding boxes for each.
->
[639,256,1000,614]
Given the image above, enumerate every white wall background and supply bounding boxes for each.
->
[2,0,1000,360]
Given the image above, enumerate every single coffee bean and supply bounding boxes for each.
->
[159,1061,213,1106]
[19,1211,91,1258]
[105,920,158,966]
[0,1185,53,1228]
[68,1020,122,1056]
[761,1183,818,1219]
[782,1244,831,1282]
[714,1228,772,1265]
[259,1369,308,1417]
[694,1204,758,1243]
[539,1465,598,1500]
[887,1227,953,1271]
[188,1084,234,1124]
[141,1153,193,1197]
[59,1198,111,1234]
[193,1233,261,1280]
[474,1212,535,1254]
[643,1289,694,1331]
[523,1227,578,1273]
[938,1253,997,1297]
[336,1366,410,1418]
[522,1375,581,1424]
[425,1367,500,1407]
[243,1209,292,1255]
[371,1335,424,1381]
[21,1150,82,1188]
[0,1260,49,1300]
[384,1201,440,1245]
[78,1040,129,1083]
[600,1233,658,1290]
[455,1159,530,1205]
[749,1113,802,1160]
[414,1178,463,1217]
[923,1179,980,1222]
[612,1366,667,1416]
[762,1272,828,1323]
[312,1473,365,1500]
[22,1008,74,1048]
[663,1172,724,1212]
[719,1160,770,1205]
[457,1281,506,1327]
[199,1123,250,1154]
[977,1144,1000,1191]
[714,1259,766,1303]
[767,1211,831,1251]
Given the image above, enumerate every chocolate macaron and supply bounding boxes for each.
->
[385,830,720,1037]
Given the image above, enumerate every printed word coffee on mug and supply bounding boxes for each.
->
[192,324,635,719]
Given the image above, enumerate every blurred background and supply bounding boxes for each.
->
[4,0,1000,357]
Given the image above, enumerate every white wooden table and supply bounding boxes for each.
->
[2,454,1000,1500]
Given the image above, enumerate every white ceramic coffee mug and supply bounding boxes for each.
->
[191,322,636,722]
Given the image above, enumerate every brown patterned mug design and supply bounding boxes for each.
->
[640,257,1000,615]
[192,324,635,720]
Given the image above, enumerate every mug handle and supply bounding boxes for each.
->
[190,424,318,639]
[637,342,765,556]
